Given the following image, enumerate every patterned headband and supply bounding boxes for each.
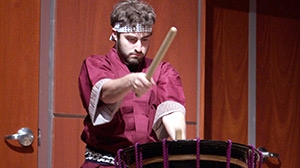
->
[113,22,152,33]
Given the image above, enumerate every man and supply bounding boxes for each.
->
[78,0,186,167]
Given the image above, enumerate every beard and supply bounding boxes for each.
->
[116,41,147,66]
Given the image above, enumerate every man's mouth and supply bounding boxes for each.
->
[130,53,143,57]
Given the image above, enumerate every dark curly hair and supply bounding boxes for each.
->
[110,0,156,29]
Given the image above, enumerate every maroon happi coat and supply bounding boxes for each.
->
[78,47,185,155]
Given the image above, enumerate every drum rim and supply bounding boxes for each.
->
[118,139,261,167]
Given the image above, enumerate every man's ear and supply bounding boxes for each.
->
[111,29,118,41]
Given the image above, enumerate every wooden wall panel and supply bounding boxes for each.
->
[52,117,86,167]
[54,0,118,116]
[256,1,300,167]
[205,0,249,144]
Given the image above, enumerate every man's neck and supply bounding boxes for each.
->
[127,64,139,72]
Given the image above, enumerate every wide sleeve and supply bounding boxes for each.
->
[78,55,120,126]
[152,62,186,139]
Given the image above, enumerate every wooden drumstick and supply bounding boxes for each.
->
[145,27,177,80]
[175,129,182,140]
[136,27,177,97]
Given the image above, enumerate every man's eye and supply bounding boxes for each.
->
[127,37,137,42]
[142,38,149,42]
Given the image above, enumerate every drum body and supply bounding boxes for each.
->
[116,139,262,168]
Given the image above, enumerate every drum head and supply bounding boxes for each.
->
[118,140,261,168]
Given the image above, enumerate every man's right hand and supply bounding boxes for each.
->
[129,73,155,97]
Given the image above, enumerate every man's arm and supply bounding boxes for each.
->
[100,72,155,104]
[162,112,186,140]
[152,101,186,140]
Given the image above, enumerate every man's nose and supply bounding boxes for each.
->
[134,40,142,52]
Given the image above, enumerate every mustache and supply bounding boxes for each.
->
[129,52,144,57]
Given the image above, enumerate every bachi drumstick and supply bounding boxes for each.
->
[175,129,182,140]
[136,27,177,97]
[145,27,177,80]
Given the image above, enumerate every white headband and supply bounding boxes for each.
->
[113,22,152,33]
[110,22,153,41]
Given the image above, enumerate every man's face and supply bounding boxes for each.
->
[115,32,152,66]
